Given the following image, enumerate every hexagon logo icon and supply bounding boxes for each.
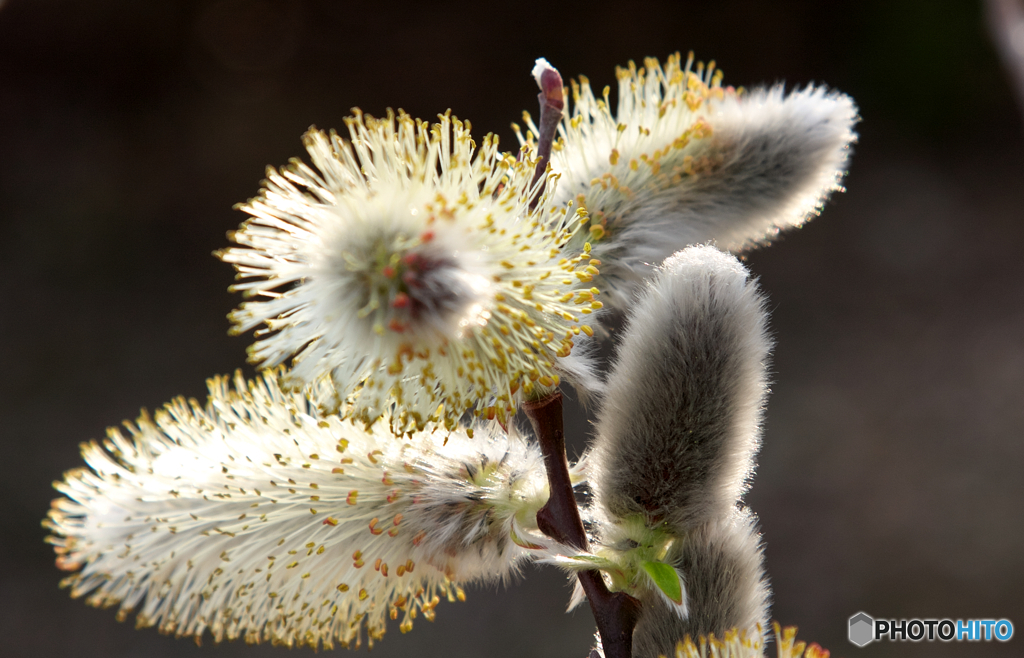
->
[849,612,874,647]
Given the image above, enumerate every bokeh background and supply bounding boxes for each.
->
[2,1,1022,656]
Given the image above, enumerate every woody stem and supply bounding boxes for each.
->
[529,62,565,210]
[523,393,640,658]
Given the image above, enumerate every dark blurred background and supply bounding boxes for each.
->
[2,0,1022,656]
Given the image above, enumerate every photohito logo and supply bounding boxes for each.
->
[848,612,1014,647]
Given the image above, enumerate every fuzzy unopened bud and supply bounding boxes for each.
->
[590,245,771,534]
[630,508,769,658]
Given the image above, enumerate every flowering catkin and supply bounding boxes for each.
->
[45,372,550,649]
[592,622,829,658]
[220,110,603,434]
[520,54,857,309]
[589,246,771,535]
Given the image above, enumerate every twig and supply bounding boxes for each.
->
[523,61,640,657]
[523,393,640,658]
[523,393,586,548]
[529,60,566,210]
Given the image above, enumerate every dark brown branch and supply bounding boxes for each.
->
[523,393,640,658]
[529,61,566,210]
[523,393,586,548]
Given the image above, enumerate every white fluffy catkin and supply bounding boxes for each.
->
[594,86,857,307]
[522,54,858,310]
[630,508,769,658]
[219,110,598,434]
[45,372,550,649]
[589,245,771,535]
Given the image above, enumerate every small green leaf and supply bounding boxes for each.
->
[642,560,683,605]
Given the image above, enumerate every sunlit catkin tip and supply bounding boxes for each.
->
[517,52,858,310]
[219,110,598,434]
[590,245,771,534]
[44,371,551,649]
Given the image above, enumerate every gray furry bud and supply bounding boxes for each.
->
[590,245,771,534]
[631,508,769,658]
